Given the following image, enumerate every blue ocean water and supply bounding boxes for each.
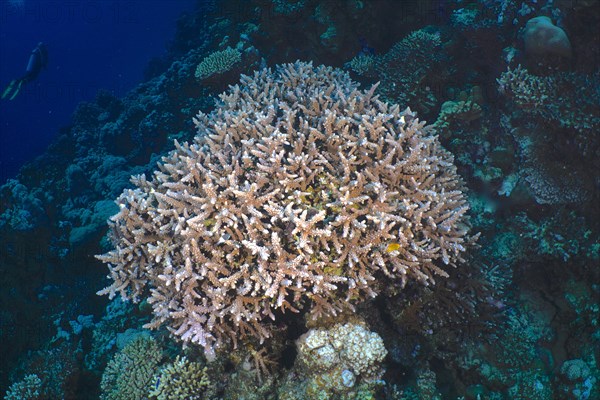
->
[0,0,197,183]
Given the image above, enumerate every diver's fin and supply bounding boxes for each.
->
[9,80,22,100]
[1,80,15,99]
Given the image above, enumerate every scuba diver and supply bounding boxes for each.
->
[2,42,48,101]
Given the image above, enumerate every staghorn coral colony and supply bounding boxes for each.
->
[100,335,163,400]
[97,61,474,358]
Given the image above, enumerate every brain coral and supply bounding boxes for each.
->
[97,61,474,357]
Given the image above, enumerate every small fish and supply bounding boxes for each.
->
[386,243,401,253]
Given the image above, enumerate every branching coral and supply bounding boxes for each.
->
[498,65,600,200]
[4,374,42,400]
[97,61,475,358]
[497,65,600,140]
[345,53,377,78]
[349,29,447,117]
[376,29,445,115]
[100,336,162,400]
[149,356,210,400]
[194,47,242,81]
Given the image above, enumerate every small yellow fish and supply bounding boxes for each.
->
[386,243,401,253]
[203,218,216,227]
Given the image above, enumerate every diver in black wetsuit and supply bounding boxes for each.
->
[2,42,48,100]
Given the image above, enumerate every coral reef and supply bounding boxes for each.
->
[13,341,81,399]
[1,0,599,398]
[0,180,49,231]
[193,41,262,91]
[508,124,594,205]
[0,32,218,390]
[97,61,474,358]
[384,262,502,366]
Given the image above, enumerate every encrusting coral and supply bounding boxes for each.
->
[97,61,475,358]
[278,321,387,399]
[297,321,387,378]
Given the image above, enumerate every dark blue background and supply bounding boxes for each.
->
[0,0,197,184]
